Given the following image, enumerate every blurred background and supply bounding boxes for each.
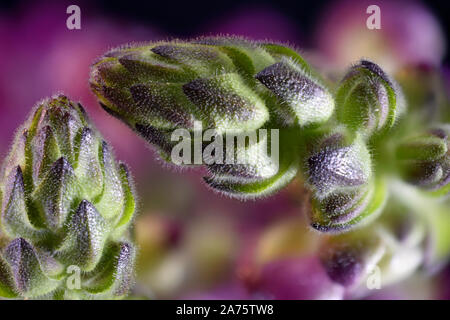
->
[0,0,448,299]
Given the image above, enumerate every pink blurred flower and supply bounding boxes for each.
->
[249,256,345,300]
[183,281,251,300]
[315,0,446,72]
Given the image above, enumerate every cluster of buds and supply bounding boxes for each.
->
[89,37,449,292]
[395,125,449,196]
[90,38,335,199]
[90,38,411,230]
[0,96,136,299]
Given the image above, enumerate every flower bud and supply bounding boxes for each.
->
[310,178,387,233]
[320,207,428,290]
[0,95,137,299]
[203,128,300,199]
[396,125,449,196]
[335,60,405,137]
[255,60,334,127]
[306,131,372,197]
[90,38,334,199]
[304,130,387,232]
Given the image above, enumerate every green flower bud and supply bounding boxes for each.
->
[255,59,335,127]
[306,131,372,198]
[396,125,449,197]
[0,95,136,299]
[202,128,300,199]
[310,178,387,233]
[305,130,386,232]
[306,130,387,232]
[90,37,334,199]
[335,60,405,137]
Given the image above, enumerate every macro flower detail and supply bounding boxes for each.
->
[335,60,405,137]
[396,125,449,196]
[307,132,372,197]
[0,95,136,299]
[90,37,334,199]
[305,131,387,232]
[90,36,448,241]
[255,60,334,126]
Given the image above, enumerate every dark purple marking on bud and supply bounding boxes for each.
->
[311,222,351,233]
[118,54,188,83]
[100,141,113,169]
[33,125,59,180]
[3,166,25,212]
[255,62,319,102]
[329,192,371,225]
[99,102,124,120]
[1,130,27,183]
[4,238,38,293]
[129,84,193,128]
[308,147,367,194]
[1,164,41,240]
[51,157,73,177]
[100,86,138,119]
[135,123,173,155]
[151,45,218,62]
[113,242,135,296]
[405,162,443,186]
[320,188,368,221]
[182,78,255,121]
[359,60,392,86]
[208,163,262,180]
[37,157,76,229]
[76,103,88,118]
[68,200,107,266]
[322,192,361,217]
[79,127,94,147]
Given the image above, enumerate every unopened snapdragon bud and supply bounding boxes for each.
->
[90,37,335,199]
[305,130,386,232]
[0,95,137,299]
[335,60,405,137]
[396,125,449,196]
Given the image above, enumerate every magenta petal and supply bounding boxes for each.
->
[202,5,302,44]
